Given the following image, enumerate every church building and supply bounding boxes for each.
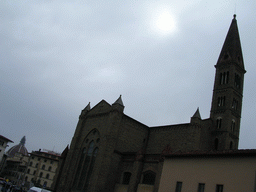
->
[54,15,246,192]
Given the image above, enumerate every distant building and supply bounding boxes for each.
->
[25,149,60,190]
[1,136,29,186]
[158,150,256,192]
[0,135,13,162]
[0,135,13,175]
[55,15,247,192]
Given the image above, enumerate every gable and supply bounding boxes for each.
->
[87,100,112,115]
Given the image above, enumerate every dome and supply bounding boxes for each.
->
[7,136,28,157]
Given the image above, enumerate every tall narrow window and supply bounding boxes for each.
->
[216,118,222,129]
[231,120,235,133]
[225,71,229,84]
[214,138,219,150]
[83,148,99,190]
[175,182,182,192]
[216,184,223,192]
[235,73,241,89]
[217,97,225,107]
[42,165,45,170]
[230,141,233,149]
[73,129,100,191]
[232,99,238,111]
[198,183,205,192]
[77,146,91,190]
[73,148,85,188]
[220,72,229,85]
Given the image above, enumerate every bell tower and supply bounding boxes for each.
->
[210,15,246,150]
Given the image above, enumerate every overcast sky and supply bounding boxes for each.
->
[1,0,256,153]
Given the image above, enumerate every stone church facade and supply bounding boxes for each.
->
[54,15,246,192]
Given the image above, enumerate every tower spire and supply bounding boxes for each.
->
[216,14,245,71]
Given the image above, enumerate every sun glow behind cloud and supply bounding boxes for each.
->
[149,6,177,36]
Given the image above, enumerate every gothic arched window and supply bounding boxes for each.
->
[142,171,156,185]
[73,129,100,191]
[122,172,132,184]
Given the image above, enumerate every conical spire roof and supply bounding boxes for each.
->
[192,108,201,119]
[83,102,91,111]
[113,95,124,106]
[20,136,26,145]
[216,15,245,70]
[81,102,91,116]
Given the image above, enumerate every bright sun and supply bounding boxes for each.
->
[151,8,177,36]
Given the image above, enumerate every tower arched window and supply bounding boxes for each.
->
[27,169,30,174]
[214,138,219,150]
[46,174,49,179]
[122,172,132,185]
[73,129,100,191]
[217,96,225,107]
[39,172,43,178]
[220,71,229,85]
[216,118,222,129]
[42,164,45,170]
[232,98,238,110]
[225,71,229,84]
[230,141,233,149]
[29,162,33,166]
[231,120,235,133]
[235,73,241,89]
[48,166,52,171]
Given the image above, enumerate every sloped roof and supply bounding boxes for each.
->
[0,135,13,143]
